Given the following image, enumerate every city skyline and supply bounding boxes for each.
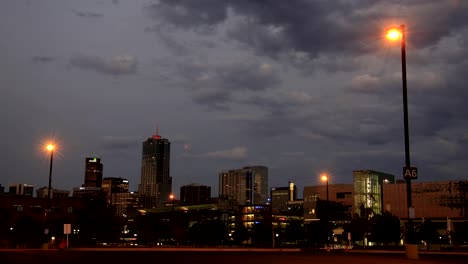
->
[3,1,468,196]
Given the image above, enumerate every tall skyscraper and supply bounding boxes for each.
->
[84,157,103,188]
[219,166,268,205]
[138,131,171,209]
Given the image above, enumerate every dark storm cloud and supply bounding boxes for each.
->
[69,54,137,75]
[100,136,139,150]
[150,1,468,60]
[145,0,228,31]
[31,56,56,63]
[176,60,281,110]
[73,10,103,18]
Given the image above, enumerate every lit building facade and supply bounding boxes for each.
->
[72,186,103,200]
[303,183,354,222]
[84,157,103,188]
[270,181,297,213]
[353,170,395,215]
[383,180,468,219]
[138,132,171,209]
[180,184,211,205]
[219,166,268,206]
[102,177,131,217]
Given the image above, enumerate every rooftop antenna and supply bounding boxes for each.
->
[152,124,161,139]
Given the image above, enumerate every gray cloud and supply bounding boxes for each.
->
[100,136,139,150]
[73,10,103,18]
[145,0,227,31]
[183,146,248,160]
[31,56,56,63]
[176,60,281,110]
[69,54,137,75]
[151,1,468,62]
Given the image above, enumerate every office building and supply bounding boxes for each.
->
[9,184,34,197]
[180,183,211,205]
[84,157,103,188]
[303,183,354,222]
[219,166,268,205]
[36,187,70,199]
[102,177,131,217]
[0,184,4,193]
[353,170,395,215]
[102,177,129,196]
[72,186,103,200]
[270,181,297,213]
[138,131,171,209]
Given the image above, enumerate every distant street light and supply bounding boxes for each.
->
[321,174,329,202]
[46,143,55,209]
[169,194,175,211]
[386,24,418,259]
[320,173,330,249]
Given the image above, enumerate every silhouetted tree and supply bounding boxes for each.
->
[188,220,227,246]
[371,211,401,245]
[232,223,249,245]
[12,216,43,248]
[251,221,273,247]
[284,220,304,245]
[348,204,373,246]
[418,219,439,247]
[74,195,119,246]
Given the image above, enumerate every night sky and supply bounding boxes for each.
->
[3,0,468,197]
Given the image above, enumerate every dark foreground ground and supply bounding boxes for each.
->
[1,248,467,264]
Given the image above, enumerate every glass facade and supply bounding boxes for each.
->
[353,170,395,215]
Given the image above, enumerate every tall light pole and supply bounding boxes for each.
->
[320,174,330,249]
[321,174,329,202]
[386,24,418,259]
[46,144,55,209]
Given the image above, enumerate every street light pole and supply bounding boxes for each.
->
[321,174,330,249]
[387,24,417,259]
[321,174,329,202]
[397,24,413,240]
[399,24,416,248]
[46,144,55,210]
[326,179,329,202]
[169,194,175,211]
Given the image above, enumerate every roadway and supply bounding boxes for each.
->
[1,248,467,264]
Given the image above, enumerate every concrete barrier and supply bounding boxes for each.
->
[406,244,418,259]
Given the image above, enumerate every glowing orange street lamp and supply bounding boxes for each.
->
[386,28,401,41]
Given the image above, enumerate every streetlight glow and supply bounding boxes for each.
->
[46,144,55,152]
[386,28,401,41]
[169,194,174,200]
[321,174,328,182]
